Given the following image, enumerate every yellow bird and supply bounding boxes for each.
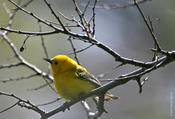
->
[44,55,118,101]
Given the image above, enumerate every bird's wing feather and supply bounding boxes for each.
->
[75,67,101,87]
[75,66,119,100]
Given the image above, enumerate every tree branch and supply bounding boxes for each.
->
[1,0,159,69]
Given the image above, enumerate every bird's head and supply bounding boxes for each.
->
[44,55,78,75]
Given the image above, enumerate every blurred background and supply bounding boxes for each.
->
[0,0,175,119]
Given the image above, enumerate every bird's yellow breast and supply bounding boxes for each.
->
[53,71,97,101]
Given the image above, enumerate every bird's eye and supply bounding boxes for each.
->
[55,61,58,65]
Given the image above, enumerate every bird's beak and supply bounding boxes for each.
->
[43,58,52,64]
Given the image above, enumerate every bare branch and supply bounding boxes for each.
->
[29,82,52,91]
[14,0,34,10]
[147,16,159,61]
[0,74,37,83]
[0,101,19,113]
[43,0,67,31]
[3,0,21,28]
[81,0,151,9]
[0,62,22,69]
[37,98,61,107]
[0,92,45,116]
[0,27,58,36]
[81,101,92,119]
[67,36,80,64]
[37,22,51,77]
[67,44,93,55]
[8,0,61,31]
[72,0,90,37]
[42,77,56,93]
[134,0,161,51]
[57,11,86,31]
[39,30,49,58]
[92,0,97,37]
[82,0,90,16]
[0,31,53,82]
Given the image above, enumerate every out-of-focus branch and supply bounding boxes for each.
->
[36,98,61,107]
[81,0,151,9]
[3,0,34,28]
[0,27,58,35]
[0,31,53,82]
[0,62,22,69]
[67,44,93,55]
[0,101,19,113]
[0,92,45,116]
[67,36,80,65]
[0,74,37,83]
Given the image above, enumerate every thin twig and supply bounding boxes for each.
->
[42,77,56,93]
[0,92,45,115]
[134,0,161,51]
[0,62,22,69]
[72,0,90,37]
[67,44,93,55]
[7,0,61,31]
[81,100,97,119]
[29,82,52,91]
[3,0,22,28]
[0,74,37,83]
[20,35,30,52]
[67,36,80,64]
[82,0,90,16]
[0,101,19,113]
[38,22,51,75]
[45,19,80,28]
[0,27,58,36]
[38,24,49,58]
[57,11,85,29]
[92,0,97,37]
[37,98,61,107]
[14,0,34,10]
[43,0,67,31]
[81,0,151,9]
[0,32,53,82]
[147,16,159,61]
